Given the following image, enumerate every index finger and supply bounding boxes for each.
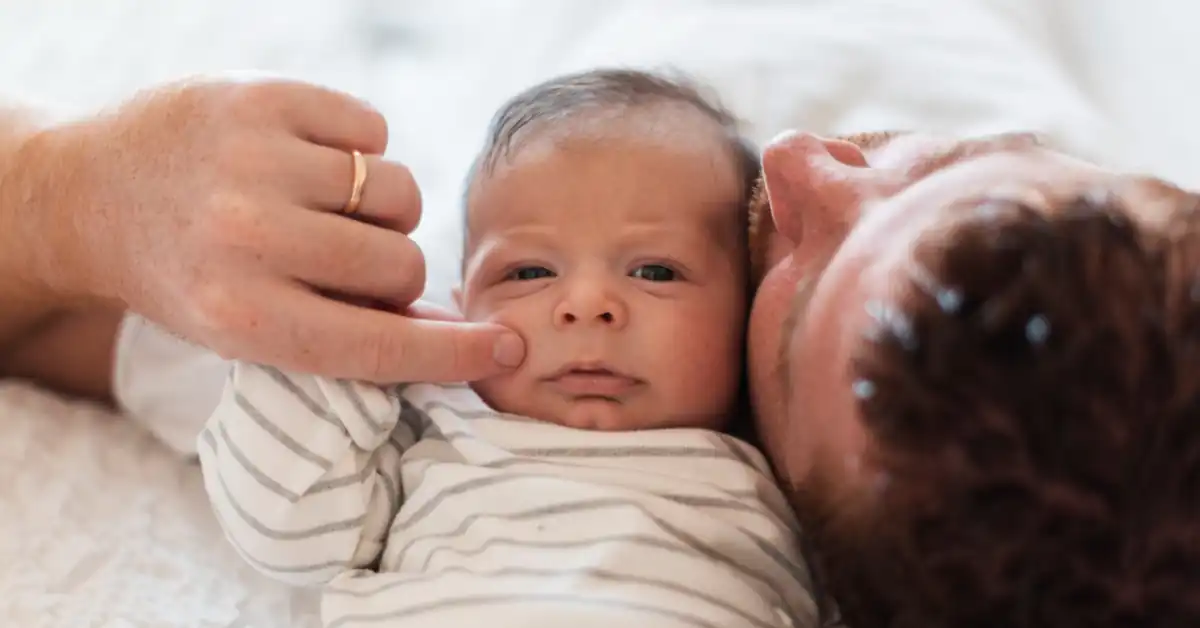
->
[402,301,466,322]
[235,282,526,383]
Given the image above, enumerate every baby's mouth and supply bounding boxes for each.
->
[542,362,644,398]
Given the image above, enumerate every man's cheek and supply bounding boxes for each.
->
[752,230,792,287]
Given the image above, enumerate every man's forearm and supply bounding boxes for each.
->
[0,100,58,351]
[0,99,120,402]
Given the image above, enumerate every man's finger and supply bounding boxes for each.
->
[256,206,427,305]
[402,301,466,323]
[292,142,422,232]
[236,281,525,383]
[275,82,388,154]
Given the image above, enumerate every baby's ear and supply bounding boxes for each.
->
[451,286,464,313]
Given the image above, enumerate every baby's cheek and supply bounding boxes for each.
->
[463,292,532,329]
[662,306,743,407]
[481,309,537,350]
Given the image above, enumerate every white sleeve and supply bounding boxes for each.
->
[112,313,232,457]
[196,361,415,588]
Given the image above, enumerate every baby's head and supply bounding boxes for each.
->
[453,68,759,431]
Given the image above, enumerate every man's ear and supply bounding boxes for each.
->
[825,138,869,168]
[762,132,870,245]
[451,286,464,313]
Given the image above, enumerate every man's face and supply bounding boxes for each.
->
[746,130,1113,500]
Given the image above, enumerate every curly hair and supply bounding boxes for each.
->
[796,182,1200,628]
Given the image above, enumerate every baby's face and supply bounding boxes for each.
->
[457,111,747,431]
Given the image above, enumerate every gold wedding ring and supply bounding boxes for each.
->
[343,149,368,215]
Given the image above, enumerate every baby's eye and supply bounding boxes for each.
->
[630,264,677,282]
[507,266,555,281]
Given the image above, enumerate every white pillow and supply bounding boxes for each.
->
[549,0,1116,164]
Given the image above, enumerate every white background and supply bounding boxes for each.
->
[1,1,1196,626]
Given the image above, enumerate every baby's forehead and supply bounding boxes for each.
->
[471,116,745,199]
[465,104,751,248]
[518,103,740,159]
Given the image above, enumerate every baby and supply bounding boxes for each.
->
[198,69,821,628]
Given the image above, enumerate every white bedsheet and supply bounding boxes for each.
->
[2,1,1197,625]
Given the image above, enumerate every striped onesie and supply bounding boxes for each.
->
[197,362,822,628]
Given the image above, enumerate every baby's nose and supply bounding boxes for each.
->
[560,309,615,325]
[553,284,627,329]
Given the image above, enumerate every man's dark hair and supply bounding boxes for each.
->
[797,183,1200,627]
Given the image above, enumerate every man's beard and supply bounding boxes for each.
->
[747,175,774,287]
[788,462,908,628]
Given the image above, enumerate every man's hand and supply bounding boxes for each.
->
[12,78,524,382]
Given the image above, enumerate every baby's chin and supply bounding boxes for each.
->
[512,395,671,432]
[471,382,724,432]
[553,398,663,432]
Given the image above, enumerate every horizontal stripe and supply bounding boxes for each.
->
[197,435,351,579]
[508,446,745,461]
[327,591,732,628]
[214,421,300,502]
[409,533,707,574]
[261,366,344,431]
[203,377,814,623]
[214,456,367,541]
[327,565,782,628]
[388,497,795,607]
[338,379,388,436]
[234,391,333,471]
[392,472,776,533]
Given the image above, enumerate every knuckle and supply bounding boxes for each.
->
[392,239,427,300]
[221,81,281,123]
[451,336,474,380]
[394,164,422,231]
[361,105,389,152]
[211,125,251,158]
[201,192,264,254]
[362,326,402,382]
[189,282,251,350]
[212,131,262,178]
[170,81,213,115]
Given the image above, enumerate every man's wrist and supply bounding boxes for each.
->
[1,117,102,305]
[0,112,115,353]
[0,113,62,352]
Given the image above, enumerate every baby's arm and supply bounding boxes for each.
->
[196,361,415,587]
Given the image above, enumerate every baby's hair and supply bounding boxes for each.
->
[472,67,757,179]
[799,183,1200,627]
[460,68,760,259]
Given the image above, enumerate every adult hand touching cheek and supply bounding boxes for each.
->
[1,78,525,383]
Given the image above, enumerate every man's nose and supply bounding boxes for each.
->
[553,278,628,330]
[761,131,886,246]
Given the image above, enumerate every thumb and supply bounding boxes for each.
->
[385,317,526,383]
